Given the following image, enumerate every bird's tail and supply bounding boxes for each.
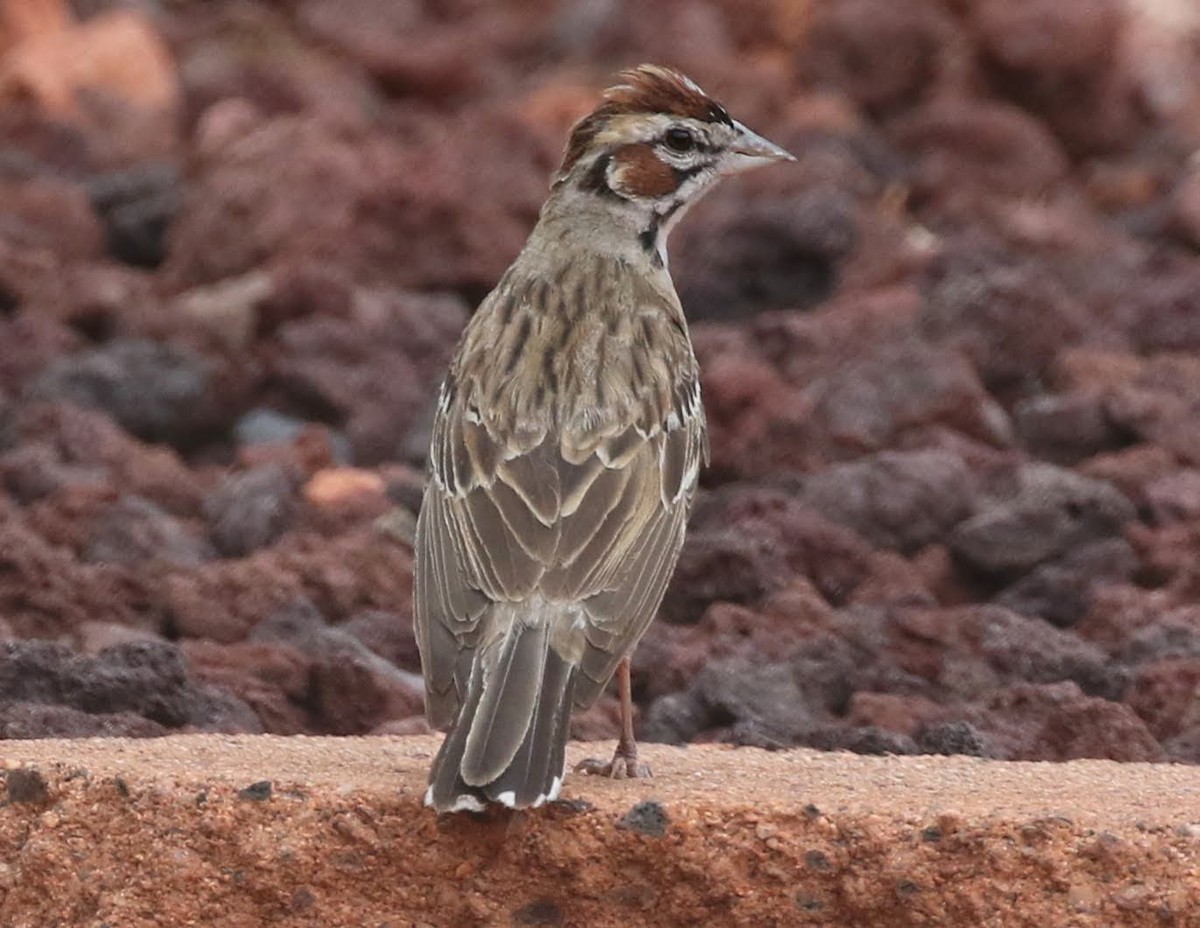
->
[426,622,576,812]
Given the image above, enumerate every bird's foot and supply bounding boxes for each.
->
[575,745,652,780]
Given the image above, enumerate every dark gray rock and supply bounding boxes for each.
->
[994,538,1137,627]
[805,725,918,755]
[85,494,214,568]
[950,463,1136,576]
[800,449,977,553]
[204,464,298,557]
[0,640,260,734]
[26,338,228,448]
[617,800,669,838]
[915,720,989,757]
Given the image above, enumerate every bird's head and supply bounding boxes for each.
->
[555,65,793,217]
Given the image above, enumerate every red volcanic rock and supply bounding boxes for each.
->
[269,289,467,465]
[248,598,422,734]
[165,106,553,297]
[0,177,105,260]
[1128,520,1200,592]
[0,0,1193,778]
[1144,469,1200,525]
[6,402,206,515]
[969,0,1141,156]
[0,516,151,639]
[844,691,945,736]
[1126,658,1200,741]
[183,639,311,735]
[973,681,1164,762]
[693,341,815,480]
[1075,583,1184,652]
[1104,355,1200,465]
[1079,444,1180,507]
[919,244,1093,391]
[162,115,406,289]
[805,339,1014,456]
[161,527,412,644]
[801,0,955,117]
[0,9,179,117]
[294,0,499,102]
[875,604,1119,700]
[890,100,1070,210]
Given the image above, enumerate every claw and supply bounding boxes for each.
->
[575,748,652,780]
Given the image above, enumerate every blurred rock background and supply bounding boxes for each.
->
[0,0,1198,764]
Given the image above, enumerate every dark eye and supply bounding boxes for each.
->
[663,127,696,153]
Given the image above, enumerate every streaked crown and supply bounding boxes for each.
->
[554,65,793,204]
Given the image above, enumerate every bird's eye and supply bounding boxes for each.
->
[663,127,696,154]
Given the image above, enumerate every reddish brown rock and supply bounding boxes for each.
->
[844,691,945,736]
[1104,355,1200,465]
[1126,658,1200,741]
[694,343,815,480]
[0,9,178,115]
[0,177,105,260]
[919,245,1093,391]
[801,0,955,117]
[248,598,423,734]
[182,639,311,734]
[1079,444,1180,507]
[1144,470,1200,525]
[805,339,1014,457]
[890,100,1070,210]
[974,681,1165,762]
[0,517,150,639]
[9,402,206,515]
[162,527,412,644]
[970,0,1141,155]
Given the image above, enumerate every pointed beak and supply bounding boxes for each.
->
[721,122,795,175]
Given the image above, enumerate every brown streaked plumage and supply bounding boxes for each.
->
[416,65,793,812]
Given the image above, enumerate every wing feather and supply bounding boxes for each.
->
[415,256,709,728]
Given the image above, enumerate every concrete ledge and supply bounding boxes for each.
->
[0,735,1196,926]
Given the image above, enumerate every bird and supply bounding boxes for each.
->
[414,64,794,812]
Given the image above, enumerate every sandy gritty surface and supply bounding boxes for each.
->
[0,735,1197,926]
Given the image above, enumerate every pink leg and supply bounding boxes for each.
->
[576,657,652,779]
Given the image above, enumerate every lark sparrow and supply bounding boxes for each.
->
[415,65,793,812]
